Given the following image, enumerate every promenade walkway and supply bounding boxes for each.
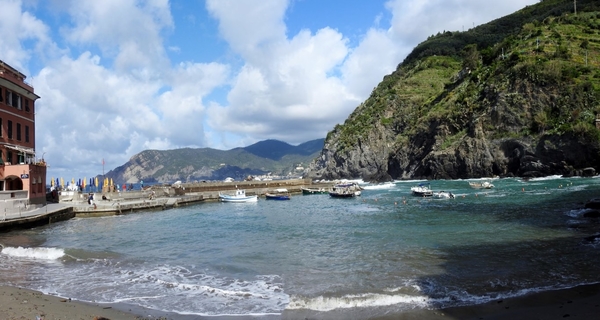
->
[1,202,71,221]
[0,178,328,232]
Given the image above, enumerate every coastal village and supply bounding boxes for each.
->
[0,59,335,232]
[0,57,598,231]
[2,2,600,319]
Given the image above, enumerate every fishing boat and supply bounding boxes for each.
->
[219,189,258,202]
[329,182,361,198]
[265,188,291,200]
[301,187,329,195]
[411,183,433,197]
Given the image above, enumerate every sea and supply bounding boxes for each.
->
[1,176,600,319]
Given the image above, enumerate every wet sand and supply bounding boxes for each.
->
[0,285,169,320]
[2,283,600,319]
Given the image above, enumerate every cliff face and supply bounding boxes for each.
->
[308,5,600,181]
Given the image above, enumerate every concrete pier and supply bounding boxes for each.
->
[0,178,334,232]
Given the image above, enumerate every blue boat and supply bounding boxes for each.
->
[265,188,291,200]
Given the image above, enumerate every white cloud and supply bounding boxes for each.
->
[63,0,173,73]
[0,0,53,71]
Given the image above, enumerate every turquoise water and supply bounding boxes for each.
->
[1,176,600,319]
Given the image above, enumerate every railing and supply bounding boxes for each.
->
[0,198,31,219]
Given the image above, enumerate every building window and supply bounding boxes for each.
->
[0,118,2,137]
[15,94,21,110]
[25,125,29,143]
[6,91,11,106]
[25,99,29,112]
[0,88,3,103]
[7,151,12,164]
[16,123,21,141]
[0,150,3,164]
[7,120,12,139]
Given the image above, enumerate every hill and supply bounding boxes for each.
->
[104,138,324,184]
[308,0,600,181]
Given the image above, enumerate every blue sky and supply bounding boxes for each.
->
[0,0,537,181]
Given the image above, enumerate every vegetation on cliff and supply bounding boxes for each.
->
[311,0,600,181]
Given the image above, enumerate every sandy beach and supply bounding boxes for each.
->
[0,285,163,320]
[2,283,600,320]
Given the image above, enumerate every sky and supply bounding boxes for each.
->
[0,0,538,181]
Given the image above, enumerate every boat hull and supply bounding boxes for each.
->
[219,189,258,202]
[301,187,328,195]
[411,185,433,197]
[265,194,290,200]
[219,195,258,202]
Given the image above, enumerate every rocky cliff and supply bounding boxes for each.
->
[308,1,600,181]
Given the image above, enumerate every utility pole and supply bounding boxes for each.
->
[574,0,577,15]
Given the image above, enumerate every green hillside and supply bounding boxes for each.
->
[311,0,600,181]
[105,139,324,183]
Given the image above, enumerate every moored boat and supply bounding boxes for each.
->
[329,182,361,198]
[411,183,433,197]
[219,189,258,202]
[265,188,291,200]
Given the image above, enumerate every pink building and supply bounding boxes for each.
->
[0,60,46,205]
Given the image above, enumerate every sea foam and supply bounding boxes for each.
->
[1,246,65,260]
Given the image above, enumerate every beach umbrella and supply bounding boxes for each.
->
[60,177,64,188]
[50,177,54,187]
[94,177,98,187]
[110,178,113,186]
[82,178,86,190]
[72,178,75,185]
[56,178,59,187]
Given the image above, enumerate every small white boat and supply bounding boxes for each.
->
[219,189,258,202]
[411,183,433,197]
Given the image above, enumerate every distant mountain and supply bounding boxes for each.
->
[103,138,324,184]
[241,139,299,160]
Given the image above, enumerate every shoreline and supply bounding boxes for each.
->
[2,283,600,320]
